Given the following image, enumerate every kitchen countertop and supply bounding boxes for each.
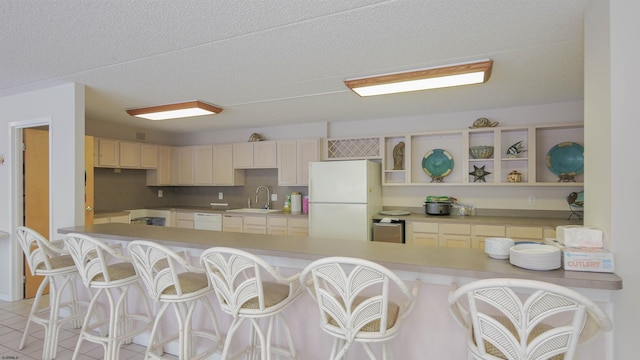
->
[58,223,622,291]
[373,213,582,227]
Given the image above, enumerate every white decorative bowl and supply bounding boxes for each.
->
[485,237,515,259]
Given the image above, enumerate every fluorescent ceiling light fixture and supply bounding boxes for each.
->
[344,59,493,97]
[126,100,223,120]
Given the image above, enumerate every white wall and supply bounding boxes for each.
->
[0,83,85,301]
[589,0,640,358]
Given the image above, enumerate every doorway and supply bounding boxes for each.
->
[22,127,50,298]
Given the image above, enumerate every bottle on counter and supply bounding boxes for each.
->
[302,195,309,214]
[283,195,291,214]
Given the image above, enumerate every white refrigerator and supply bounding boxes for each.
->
[308,160,382,241]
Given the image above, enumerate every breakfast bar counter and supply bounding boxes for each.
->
[58,223,621,359]
[58,223,621,290]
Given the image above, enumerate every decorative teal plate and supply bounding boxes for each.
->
[422,149,454,177]
[546,142,584,176]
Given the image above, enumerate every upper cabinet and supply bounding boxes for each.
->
[146,145,173,186]
[95,138,157,169]
[213,144,244,186]
[381,123,584,186]
[232,141,277,168]
[277,139,320,186]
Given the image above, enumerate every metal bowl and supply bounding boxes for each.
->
[469,146,494,159]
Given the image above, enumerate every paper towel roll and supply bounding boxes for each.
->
[291,193,302,213]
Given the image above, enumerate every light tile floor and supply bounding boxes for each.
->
[0,295,175,360]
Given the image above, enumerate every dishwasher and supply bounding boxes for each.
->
[194,213,222,231]
[372,219,405,243]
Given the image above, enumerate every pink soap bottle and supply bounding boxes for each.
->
[302,196,309,214]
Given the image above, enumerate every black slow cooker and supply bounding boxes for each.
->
[424,196,452,215]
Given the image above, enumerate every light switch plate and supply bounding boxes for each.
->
[218,192,223,200]
[271,194,277,201]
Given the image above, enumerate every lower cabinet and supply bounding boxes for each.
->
[471,224,507,249]
[244,215,267,234]
[409,222,439,247]
[223,214,243,233]
[222,214,308,236]
[506,226,544,243]
[93,214,130,224]
[175,211,194,229]
[267,216,288,235]
[438,223,471,248]
[408,221,553,249]
[287,217,309,237]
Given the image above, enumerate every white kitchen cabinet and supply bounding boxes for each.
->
[223,214,243,233]
[140,144,158,169]
[233,141,277,169]
[213,144,244,186]
[146,146,173,186]
[287,217,308,237]
[193,145,213,185]
[278,139,320,186]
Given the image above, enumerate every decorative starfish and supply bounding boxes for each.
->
[470,165,491,182]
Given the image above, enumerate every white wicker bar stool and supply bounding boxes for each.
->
[63,233,153,360]
[448,278,613,360]
[128,240,222,360]
[200,247,304,360]
[16,226,85,360]
[300,256,419,360]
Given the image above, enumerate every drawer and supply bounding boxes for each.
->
[472,224,505,237]
[287,217,308,228]
[411,222,438,233]
[439,223,471,235]
[506,226,543,239]
[176,211,194,221]
[244,215,267,226]
[267,217,288,227]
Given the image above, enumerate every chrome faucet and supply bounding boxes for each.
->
[255,185,270,209]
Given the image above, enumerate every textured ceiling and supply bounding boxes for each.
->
[0,0,589,134]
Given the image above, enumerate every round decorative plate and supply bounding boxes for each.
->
[379,210,411,216]
[546,142,584,176]
[422,149,454,177]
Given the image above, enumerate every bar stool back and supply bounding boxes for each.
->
[300,256,419,360]
[448,278,613,360]
[128,240,222,360]
[16,226,85,360]
[63,233,153,360]
[200,247,303,360]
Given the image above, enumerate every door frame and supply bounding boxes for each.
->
[9,117,52,300]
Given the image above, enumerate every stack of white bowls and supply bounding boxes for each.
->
[484,237,515,260]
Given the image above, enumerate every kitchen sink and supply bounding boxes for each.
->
[225,208,283,214]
